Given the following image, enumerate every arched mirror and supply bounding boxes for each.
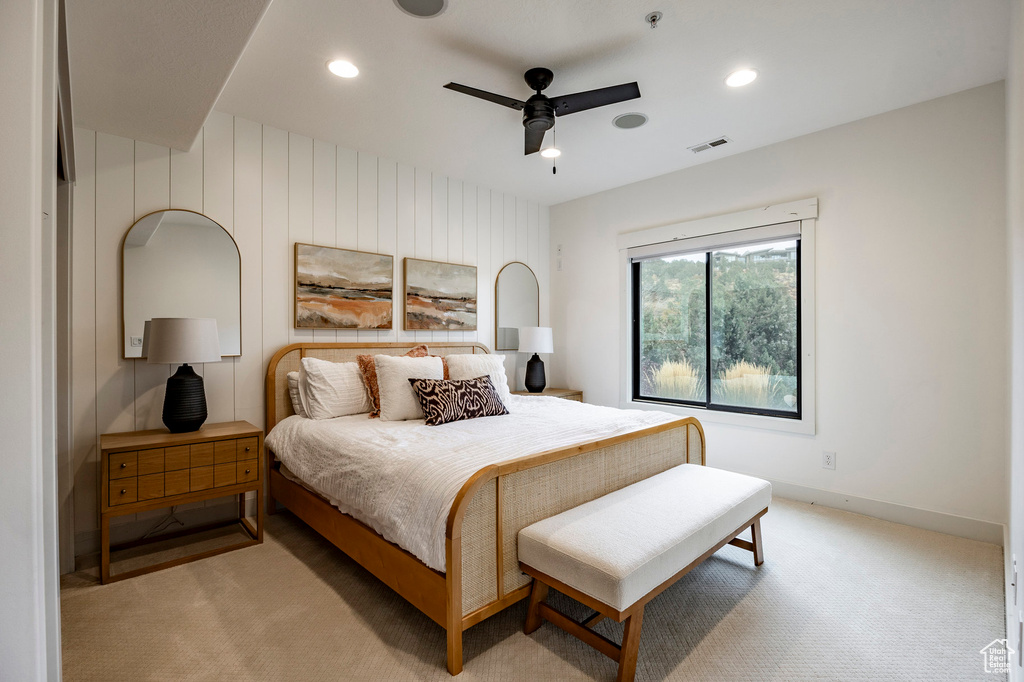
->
[495,262,539,351]
[122,209,241,358]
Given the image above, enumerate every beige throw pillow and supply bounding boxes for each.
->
[445,354,512,407]
[299,357,372,419]
[375,354,444,421]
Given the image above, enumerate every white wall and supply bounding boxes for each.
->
[550,83,1007,531]
[71,113,550,557]
[0,0,61,678]
[1006,0,1024,675]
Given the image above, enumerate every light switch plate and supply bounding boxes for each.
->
[130,336,143,347]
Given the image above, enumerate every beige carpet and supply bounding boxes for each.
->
[61,498,1005,681]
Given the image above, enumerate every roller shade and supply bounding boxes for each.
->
[628,221,801,262]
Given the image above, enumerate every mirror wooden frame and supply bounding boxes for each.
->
[494,261,539,352]
[120,208,242,359]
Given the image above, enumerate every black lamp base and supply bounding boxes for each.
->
[525,353,546,393]
[163,364,208,433]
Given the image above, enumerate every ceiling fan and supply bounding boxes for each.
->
[444,67,641,155]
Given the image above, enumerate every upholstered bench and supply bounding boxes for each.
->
[518,464,771,682]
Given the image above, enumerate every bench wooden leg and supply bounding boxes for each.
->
[524,579,549,634]
[751,517,764,566]
[616,607,645,682]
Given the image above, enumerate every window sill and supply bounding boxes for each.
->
[622,399,815,435]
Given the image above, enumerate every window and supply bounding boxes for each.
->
[631,230,801,419]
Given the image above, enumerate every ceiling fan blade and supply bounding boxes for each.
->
[525,128,545,155]
[443,83,525,110]
[551,82,641,116]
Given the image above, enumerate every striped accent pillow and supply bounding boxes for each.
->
[408,376,509,426]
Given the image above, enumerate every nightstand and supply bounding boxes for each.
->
[512,388,583,402]
[99,420,263,583]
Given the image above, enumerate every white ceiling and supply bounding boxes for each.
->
[69,0,1011,205]
[66,0,271,150]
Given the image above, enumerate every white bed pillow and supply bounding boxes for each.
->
[375,354,444,421]
[286,371,308,418]
[445,354,511,407]
[300,357,372,420]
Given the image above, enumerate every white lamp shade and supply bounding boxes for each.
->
[146,318,221,364]
[518,326,553,354]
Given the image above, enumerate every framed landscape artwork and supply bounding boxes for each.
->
[403,257,477,330]
[294,243,394,329]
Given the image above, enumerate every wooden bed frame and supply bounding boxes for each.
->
[264,342,705,675]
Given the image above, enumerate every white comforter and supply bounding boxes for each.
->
[265,396,679,572]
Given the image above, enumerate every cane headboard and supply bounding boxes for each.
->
[264,342,491,432]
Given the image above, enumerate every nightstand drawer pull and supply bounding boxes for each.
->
[120,463,127,468]
[245,447,250,452]
[120,488,127,495]
[245,468,250,474]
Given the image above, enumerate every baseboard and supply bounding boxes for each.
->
[73,496,258,570]
[766,477,1004,545]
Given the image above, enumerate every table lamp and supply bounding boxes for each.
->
[518,326,553,393]
[145,318,221,433]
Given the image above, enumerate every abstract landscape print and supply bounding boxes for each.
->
[404,258,477,330]
[295,243,393,329]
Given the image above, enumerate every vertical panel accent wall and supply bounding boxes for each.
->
[70,112,550,557]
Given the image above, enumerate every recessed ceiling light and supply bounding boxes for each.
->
[725,69,758,87]
[540,147,561,159]
[327,60,359,78]
[393,0,448,18]
[613,112,648,129]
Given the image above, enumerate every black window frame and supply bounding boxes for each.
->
[631,239,802,420]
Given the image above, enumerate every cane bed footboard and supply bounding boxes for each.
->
[265,342,705,675]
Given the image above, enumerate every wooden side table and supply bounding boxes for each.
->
[512,388,584,402]
[99,420,264,583]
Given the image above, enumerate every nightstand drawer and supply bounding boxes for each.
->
[214,462,237,487]
[165,445,190,471]
[190,466,214,491]
[190,442,214,468]
[236,460,258,483]
[237,437,258,460]
[137,448,164,475]
[165,469,189,496]
[214,439,236,464]
[138,473,164,500]
[109,451,137,480]
[110,478,138,506]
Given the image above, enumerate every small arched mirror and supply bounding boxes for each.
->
[495,262,539,351]
[122,209,241,358]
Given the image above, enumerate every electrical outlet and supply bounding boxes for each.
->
[822,451,836,470]
[130,336,143,347]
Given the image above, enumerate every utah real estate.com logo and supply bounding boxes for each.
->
[981,639,1014,674]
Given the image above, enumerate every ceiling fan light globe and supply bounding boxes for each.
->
[327,60,359,78]
[725,68,758,87]
[540,148,561,159]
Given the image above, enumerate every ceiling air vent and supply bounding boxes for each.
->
[688,136,731,154]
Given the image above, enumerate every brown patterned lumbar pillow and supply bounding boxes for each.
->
[357,344,429,418]
[408,376,509,426]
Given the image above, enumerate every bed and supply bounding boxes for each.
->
[264,342,705,675]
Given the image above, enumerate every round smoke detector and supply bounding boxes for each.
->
[393,0,448,18]
[613,112,649,130]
